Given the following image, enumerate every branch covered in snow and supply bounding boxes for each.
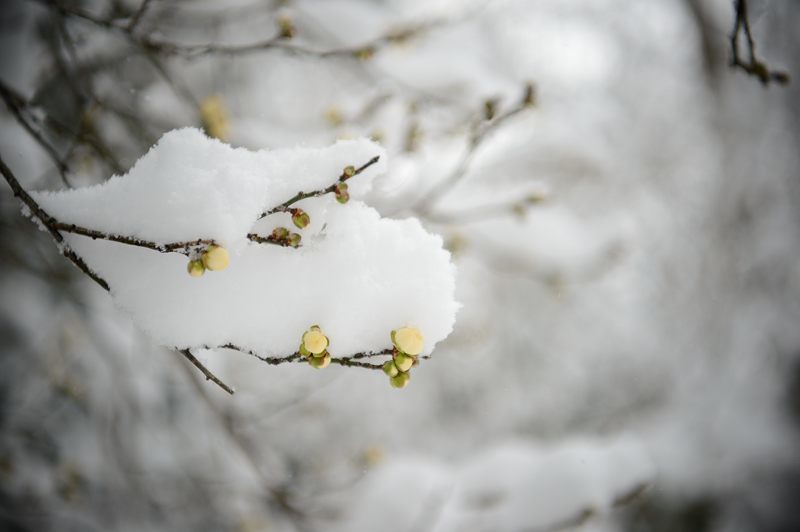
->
[1,129,458,394]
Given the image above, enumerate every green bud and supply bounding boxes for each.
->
[299,343,311,357]
[291,209,310,229]
[336,190,350,204]
[288,233,302,247]
[309,352,331,369]
[394,352,413,372]
[187,259,205,277]
[272,227,289,240]
[390,372,410,389]
[382,361,399,377]
[343,165,356,178]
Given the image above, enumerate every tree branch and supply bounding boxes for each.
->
[729,0,789,85]
[259,155,381,219]
[177,349,235,395]
[416,84,535,213]
[0,81,72,187]
[213,344,395,370]
[1,152,235,395]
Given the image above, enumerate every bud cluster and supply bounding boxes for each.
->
[382,327,424,389]
[334,182,349,204]
[271,226,302,248]
[300,325,331,368]
[187,244,230,277]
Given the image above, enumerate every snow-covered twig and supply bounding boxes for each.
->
[0,154,108,290]
[0,154,236,394]
[259,155,381,219]
[1,148,391,394]
[214,344,395,370]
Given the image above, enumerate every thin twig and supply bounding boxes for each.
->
[178,349,235,395]
[259,155,381,219]
[213,344,394,370]
[1,153,235,395]
[43,0,440,62]
[729,0,789,85]
[417,88,534,212]
[0,81,72,187]
[0,153,108,289]
[126,0,154,32]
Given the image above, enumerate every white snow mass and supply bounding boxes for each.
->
[32,128,458,356]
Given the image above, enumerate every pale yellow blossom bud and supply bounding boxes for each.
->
[391,327,424,356]
[202,245,229,271]
[302,327,329,355]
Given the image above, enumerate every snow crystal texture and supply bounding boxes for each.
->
[32,129,458,356]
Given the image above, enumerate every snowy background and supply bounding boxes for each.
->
[2,0,800,531]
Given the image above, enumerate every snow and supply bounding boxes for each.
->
[335,436,654,532]
[31,129,458,356]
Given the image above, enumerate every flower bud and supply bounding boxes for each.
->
[299,343,311,357]
[272,227,289,240]
[390,372,410,389]
[277,15,295,39]
[187,259,205,277]
[302,327,329,355]
[353,46,375,61]
[391,327,424,356]
[483,98,498,121]
[291,209,310,229]
[382,361,399,377]
[343,165,356,178]
[394,352,414,372]
[202,245,230,271]
[324,107,343,127]
[288,233,302,247]
[522,82,537,107]
[309,352,331,369]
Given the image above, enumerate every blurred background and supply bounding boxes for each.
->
[2,0,800,530]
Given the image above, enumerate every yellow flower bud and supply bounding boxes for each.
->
[187,259,205,277]
[394,352,413,372]
[299,343,311,357]
[390,372,410,389]
[302,327,328,355]
[391,327,424,356]
[202,245,229,271]
[199,95,229,141]
[382,361,399,377]
[309,352,331,369]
